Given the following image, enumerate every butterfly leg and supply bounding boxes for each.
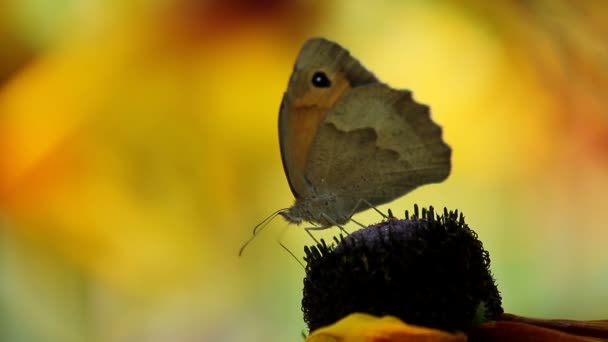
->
[350,218,366,228]
[345,198,388,224]
[320,213,350,236]
[304,225,333,245]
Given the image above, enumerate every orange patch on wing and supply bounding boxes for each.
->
[287,105,327,179]
[282,74,350,195]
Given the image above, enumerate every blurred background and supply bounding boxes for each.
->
[0,0,607,341]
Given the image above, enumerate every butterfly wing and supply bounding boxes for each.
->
[278,38,377,199]
[304,83,451,215]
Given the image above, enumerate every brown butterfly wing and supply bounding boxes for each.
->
[303,83,451,217]
[278,38,377,199]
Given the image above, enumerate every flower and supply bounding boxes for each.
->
[302,205,608,341]
[302,205,503,333]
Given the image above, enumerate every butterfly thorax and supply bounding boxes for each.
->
[280,193,350,227]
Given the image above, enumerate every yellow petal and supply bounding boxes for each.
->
[306,313,467,342]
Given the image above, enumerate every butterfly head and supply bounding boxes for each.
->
[279,208,304,225]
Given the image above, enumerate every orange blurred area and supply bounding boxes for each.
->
[0,1,607,341]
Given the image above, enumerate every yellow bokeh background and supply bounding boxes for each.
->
[0,1,607,341]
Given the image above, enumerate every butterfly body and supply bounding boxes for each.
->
[278,38,451,226]
[281,189,351,226]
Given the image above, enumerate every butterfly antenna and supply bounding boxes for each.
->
[279,242,305,269]
[274,222,305,268]
[239,208,288,256]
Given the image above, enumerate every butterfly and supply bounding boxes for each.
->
[239,38,450,255]
[278,38,451,227]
